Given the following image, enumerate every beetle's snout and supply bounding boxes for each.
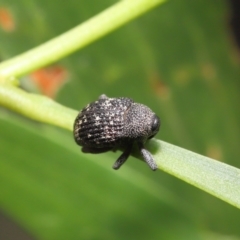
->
[148,114,160,139]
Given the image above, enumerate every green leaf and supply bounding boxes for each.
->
[1,83,240,210]
[0,0,240,239]
[0,114,202,240]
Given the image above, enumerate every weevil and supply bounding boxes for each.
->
[73,94,160,170]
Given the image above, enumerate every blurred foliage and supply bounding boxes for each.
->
[0,0,240,239]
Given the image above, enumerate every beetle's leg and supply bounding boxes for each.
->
[112,144,133,170]
[99,94,108,100]
[138,142,158,171]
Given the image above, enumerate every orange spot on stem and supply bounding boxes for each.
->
[30,66,68,98]
[206,144,222,161]
[149,71,170,100]
[0,7,15,32]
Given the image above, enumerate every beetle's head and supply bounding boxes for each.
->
[124,103,160,141]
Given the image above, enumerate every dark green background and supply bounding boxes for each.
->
[0,0,240,239]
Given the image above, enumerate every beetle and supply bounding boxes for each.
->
[73,94,160,170]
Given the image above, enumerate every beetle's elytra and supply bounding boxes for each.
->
[73,94,160,170]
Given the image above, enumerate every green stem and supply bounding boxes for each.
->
[145,140,240,209]
[0,84,77,131]
[1,84,240,209]
[0,0,166,80]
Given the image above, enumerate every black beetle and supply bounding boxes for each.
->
[73,94,160,170]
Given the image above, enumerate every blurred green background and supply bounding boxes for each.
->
[0,0,240,239]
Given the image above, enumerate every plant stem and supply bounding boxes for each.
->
[0,0,166,80]
[0,84,77,130]
[1,84,240,209]
[145,140,240,209]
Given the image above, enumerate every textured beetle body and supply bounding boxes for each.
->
[74,95,133,149]
[74,94,160,170]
